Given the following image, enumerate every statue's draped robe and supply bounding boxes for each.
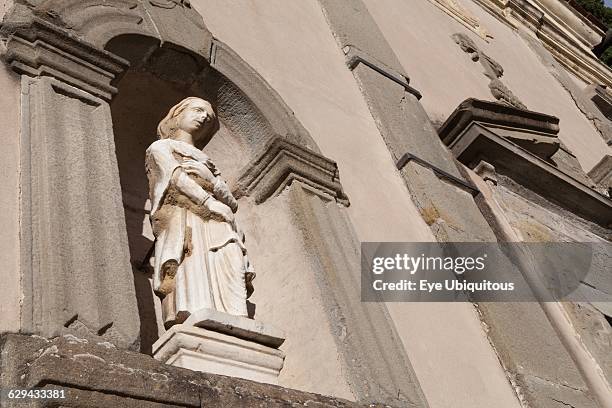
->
[146,139,248,325]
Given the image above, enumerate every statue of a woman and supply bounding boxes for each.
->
[146,97,253,327]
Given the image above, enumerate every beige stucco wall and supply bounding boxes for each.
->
[0,56,21,332]
[192,1,520,407]
[237,196,356,400]
[363,0,612,172]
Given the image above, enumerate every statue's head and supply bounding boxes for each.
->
[157,97,219,147]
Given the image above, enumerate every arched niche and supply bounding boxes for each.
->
[103,33,332,352]
[1,0,336,349]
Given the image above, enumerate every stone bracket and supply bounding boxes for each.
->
[584,85,612,145]
[1,17,129,101]
[586,84,612,122]
[439,98,561,160]
[588,154,612,195]
[343,45,422,100]
[446,122,612,227]
[396,152,480,196]
[234,136,349,205]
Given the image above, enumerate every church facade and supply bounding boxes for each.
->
[0,0,610,407]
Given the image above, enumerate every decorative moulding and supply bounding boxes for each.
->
[474,0,612,88]
[427,0,493,41]
[153,309,286,385]
[439,99,612,227]
[439,98,560,159]
[585,84,612,121]
[588,154,612,191]
[183,308,285,348]
[1,17,128,100]
[153,325,285,385]
[452,33,527,109]
[234,136,349,206]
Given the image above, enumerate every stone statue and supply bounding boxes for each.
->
[146,97,254,327]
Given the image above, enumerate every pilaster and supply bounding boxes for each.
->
[2,13,139,348]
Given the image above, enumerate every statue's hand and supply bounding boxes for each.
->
[181,159,215,182]
[213,179,238,213]
[205,199,235,226]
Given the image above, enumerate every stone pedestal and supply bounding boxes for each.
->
[153,309,285,384]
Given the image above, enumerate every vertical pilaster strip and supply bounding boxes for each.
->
[287,183,428,407]
[315,1,601,407]
[317,0,496,243]
[3,16,141,349]
[236,138,428,406]
[19,76,140,349]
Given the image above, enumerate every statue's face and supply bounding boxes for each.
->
[176,99,215,137]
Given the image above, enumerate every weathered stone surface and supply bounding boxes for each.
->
[467,168,607,408]
[318,2,610,407]
[207,39,319,153]
[1,13,129,101]
[0,48,20,334]
[0,333,377,408]
[19,76,140,349]
[586,84,612,121]
[589,154,612,191]
[284,182,426,407]
[520,31,612,147]
[439,98,560,159]
[480,0,611,88]
[564,302,612,387]
[184,308,286,348]
[142,0,212,57]
[153,325,285,384]
[234,136,349,205]
[426,0,492,40]
[319,0,498,246]
[443,120,612,227]
[451,33,527,109]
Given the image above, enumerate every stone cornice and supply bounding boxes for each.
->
[234,137,349,206]
[426,0,493,41]
[444,121,612,227]
[439,98,560,143]
[475,0,612,88]
[1,15,128,100]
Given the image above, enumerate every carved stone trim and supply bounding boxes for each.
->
[474,0,612,88]
[588,155,612,194]
[150,0,192,9]
[452,33,527,110]
[438,98,560,159]
[396,152,480,196]
[1,17,128,101]
[234,137,349,206]
[426,0,493,41]
[474,160,498,185]
[19,76,139,348]
[443,121,612,227]
[209,39,319,152]
[2,333,370,407]
[585,85,612,140]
